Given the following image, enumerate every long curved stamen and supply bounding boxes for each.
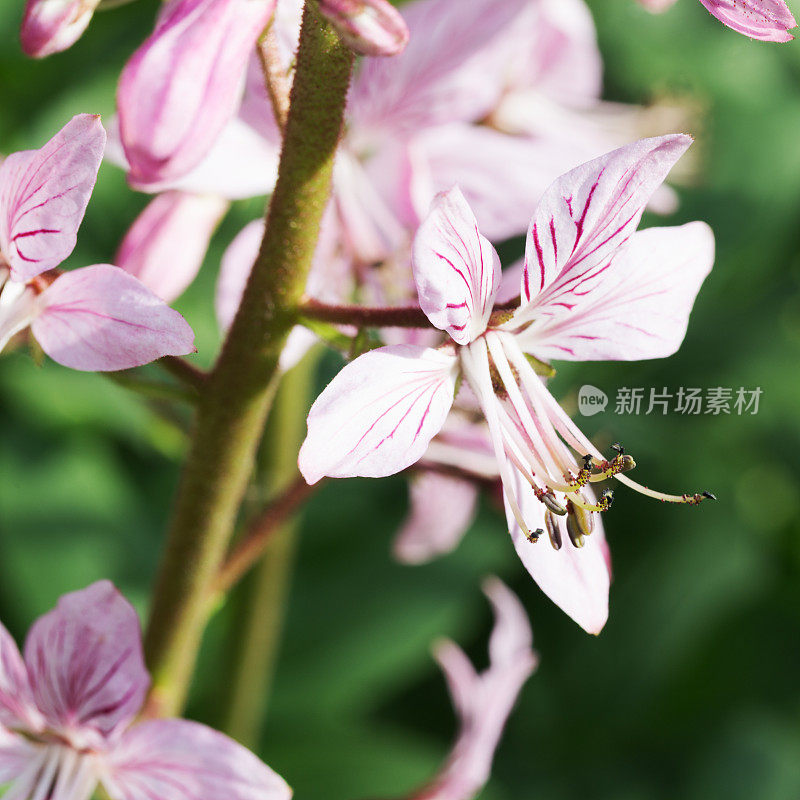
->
[614,473,715,505]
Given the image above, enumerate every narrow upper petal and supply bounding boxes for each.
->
[514,222,715,361]
[520,135,692,309]
[116,192,228,302]
[299,344,458,484]
[317,0,409,56]
[393,472,479,564]
[20,0,100,57]
[22,581,150,747]
[483,576,534,667]
[413,187,500,345]
[0,115,106,282]
[0,622,41,731]
[698,0,796,41]
[31,265,195,371]
[503,472,610,634]
[349,0,528,132]
[104,719,291,800]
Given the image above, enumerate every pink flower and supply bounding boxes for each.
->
[0,581,291,800]
[20,0,101,57]
[316,0,409,56]
[639,0,796,41]
[116,191,229,302]
[0,115,195,371]
[117,0,276,188]
[298,136,715,633]
[415,578,537,800]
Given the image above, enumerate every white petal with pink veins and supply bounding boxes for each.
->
[514,222,715,361]
[22,581,150,748]
[104,719,291,800]
[503,472,610,634]
[0,621,42,731]
[299,344,457,484]
[413,187,500,345]
[519,134,691,309]
[698,0,796,42]
[0,115,106,282]
[32,265,195,371]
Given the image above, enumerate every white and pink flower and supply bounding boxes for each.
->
[0,581,291,800]
[298,136,715,633]
[0,115,194,371]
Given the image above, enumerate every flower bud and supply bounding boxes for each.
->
[316,0,409,56]
[117,0,276,188]
[20,0,101,58]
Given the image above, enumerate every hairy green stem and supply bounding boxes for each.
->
[223,354,315,746]
[143,6,354,718]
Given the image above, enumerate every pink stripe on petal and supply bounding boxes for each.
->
[299,344,457,484]
[698,0,796,41]
[0,115,106,282]
[413,187,500,345]
[0,623,41,731]
[32,265,195,372]
[22,581,149,748]
[105,719,290,800]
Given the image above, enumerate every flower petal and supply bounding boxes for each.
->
[20,0,100,57]
[393,472,478,564]
[116,192,228,302]
[23,581,149,746]
[104,719,290,800]
[31,265,195,372]
[413,187,500,345]
[504,473,610,634]
[117,0,276,186]
[299,344,458,484]
[520,135,692,309]
[0,115,106,282]
[317,0,409,56]
[698,0,796,42]
[0,622,41,731]
[515,222,715,361]
[349,0,528,132]
[426,579,536,800]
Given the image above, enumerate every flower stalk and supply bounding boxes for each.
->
[143,3,354,718]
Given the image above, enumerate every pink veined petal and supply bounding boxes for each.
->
[104,719,291,800]
[393,471,479,564]
[117,0,276,186]
[519,134,692,310]
[22,581,150,747]
[31,265,195,372]
[348,0,528,133]
[413,187,500,345]
[317,0,409,56]
[298,344,458,484]
[515,222,715,361]
[0,115,106,282]
[20,0,100,57]
[116,191,228,303]
[0,728,39,786]
[423,580,536,800]
[0,622,41,731]
[698,0,796,41]
[503,472,610,634]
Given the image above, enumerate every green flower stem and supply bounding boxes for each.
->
[142,5,354,718]
[223,353,315,746]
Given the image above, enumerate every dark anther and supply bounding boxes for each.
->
[526,528,543,544]
[702,490,717,501]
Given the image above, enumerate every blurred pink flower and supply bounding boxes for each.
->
[116,191,229,302]
[298,136,714,632]
[0,581,291,800]
[20,0,101,57]
[639,0,796,41]
[117,0,276,188]
[0,116,195,370]
[317,0,409,56]
[414,578,537,800]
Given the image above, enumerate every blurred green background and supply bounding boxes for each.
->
[2,0,800,798]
